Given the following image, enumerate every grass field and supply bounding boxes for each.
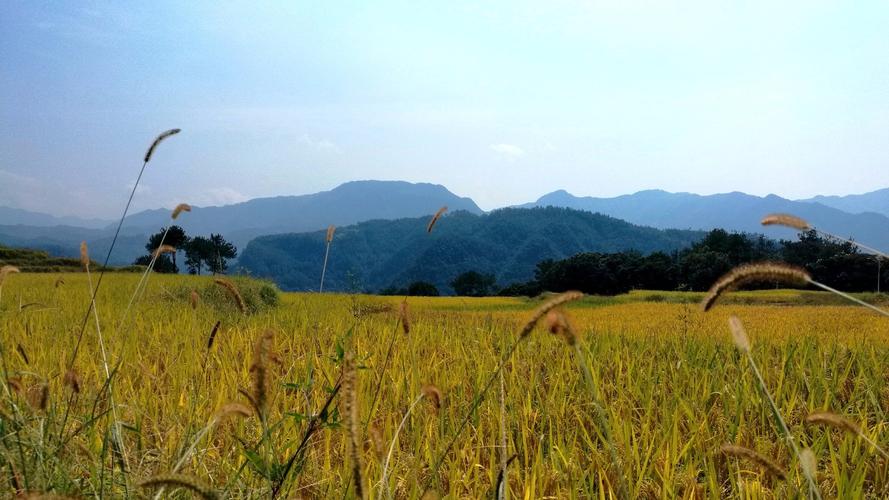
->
[1,272,887,498]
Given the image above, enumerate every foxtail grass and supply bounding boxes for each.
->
[762,213,889,259]
[427,206,447,233]
[69,128,180,370]
[702,262,889,318]
[806,411,888,459]
[319,225,335,292]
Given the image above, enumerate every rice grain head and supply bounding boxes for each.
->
[427,206,447,233]
[171,203,191,220]
[727,316,751,353]
[761,213,811,231]
[702,262,810,311]
[326,225,336,243]
[520,291,584,338]
[207,321,221,350]
[719,444,787,480]
[143,128,181,163]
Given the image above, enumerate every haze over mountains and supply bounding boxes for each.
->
[2,180,889,272]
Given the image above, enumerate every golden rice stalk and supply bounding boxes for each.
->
[143,128,181,163]
[171,203,191,220]
[152,245,176,258]
[138,473,217,500]
[519,291,584,338]
[701,262,810,311]
[249,330,274,415]
[805,412,861,435]
[190,290,199,310]
[727,316,751,353]
[545,308,577,345]
[80,241,89,271]
[213,278,247,314]
[719,444,787,480]
[422,384,443,410]
[326,225,336,243]
[761,213,811,231]
[342,351,364,498]
[63,369,81,394]
[426,206,447,233]
[399,300,411,334]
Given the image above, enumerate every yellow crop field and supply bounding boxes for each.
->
[1,272,887,498]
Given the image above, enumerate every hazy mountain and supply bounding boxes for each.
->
[0,181,483,265]
[523,189,889,251]
[801,188,889,217]
[238,206,705,292]
[0,206,111,229]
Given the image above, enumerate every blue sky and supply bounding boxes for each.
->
[2,1,888,218]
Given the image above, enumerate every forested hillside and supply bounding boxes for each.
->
[238,207,704,292]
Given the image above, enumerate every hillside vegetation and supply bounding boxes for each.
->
[237,207,705,292]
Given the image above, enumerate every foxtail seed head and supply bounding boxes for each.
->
[702,262,810,311]
[326,225,336,243]
[144,128,181,163]
[172,203,191,220]
[761,213,811,231]
[519,291,584,338]
[727,316,751,353]
[427,206,447,233]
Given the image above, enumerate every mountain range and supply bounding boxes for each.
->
[2,180,889,271]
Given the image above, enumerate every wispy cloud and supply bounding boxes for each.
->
[187,187,249,207]
[490,143,525,159]
[299,134,340,153]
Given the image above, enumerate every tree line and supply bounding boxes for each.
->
[133,226,237,274]
[386,229,887,296]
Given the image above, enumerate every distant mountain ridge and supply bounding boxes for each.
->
[800,188,889,217]
[237,206,704,292]
[0,206,111,229]
[0,181,483,265]
[523,189,889,252]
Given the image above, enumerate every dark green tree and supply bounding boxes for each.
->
[184,236,212,275]
[206,233,238,274]
[450,271,496,297]
[407,281,439,296]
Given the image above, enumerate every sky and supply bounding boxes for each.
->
[2,1,889,218]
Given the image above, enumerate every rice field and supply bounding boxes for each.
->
[1,272,888,498]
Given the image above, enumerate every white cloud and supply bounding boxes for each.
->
[299,134,340,153]
[490,143,525,159]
